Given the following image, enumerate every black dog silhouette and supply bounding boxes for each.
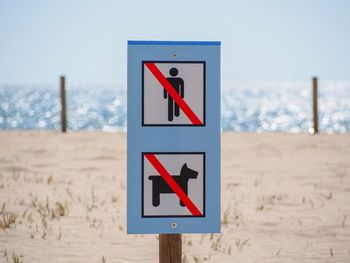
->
[148,163,198,207]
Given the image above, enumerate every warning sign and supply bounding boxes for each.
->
[128,40,220,234]
[142,152,205,217]
[142,61,205,126]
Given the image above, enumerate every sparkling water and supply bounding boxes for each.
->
[0,82,349,132]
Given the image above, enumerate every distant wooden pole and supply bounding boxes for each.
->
[159,234,182,263]
[60,76,67,132]
[312,77,318,134]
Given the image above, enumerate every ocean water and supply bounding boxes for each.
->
[0,82,349,132]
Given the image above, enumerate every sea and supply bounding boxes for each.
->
[0,82,349,133]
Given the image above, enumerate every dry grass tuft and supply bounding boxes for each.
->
[31,196,67,220]
[221,209,230,225]
[24,196,69,239]
[0,203,17,229]
[235,238,250,251]
[1,250,23,263]
[0,212,17,229]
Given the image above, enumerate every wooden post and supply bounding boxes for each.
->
[312,77,318,134]
[60,76,67,132]
[159,234,182,263]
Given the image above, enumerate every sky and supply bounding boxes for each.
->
[0,0,350,87]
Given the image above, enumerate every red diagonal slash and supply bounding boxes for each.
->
[145,62,203,125]
[145,153,203,216]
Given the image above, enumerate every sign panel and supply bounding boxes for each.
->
[127,40,220,234]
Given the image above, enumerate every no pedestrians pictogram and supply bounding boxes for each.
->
[142,61,205,126]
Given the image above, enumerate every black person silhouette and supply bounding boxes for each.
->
[164,68,184,121]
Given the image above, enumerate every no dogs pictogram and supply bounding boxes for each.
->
[142,61,205,126]
[142,152,205,217]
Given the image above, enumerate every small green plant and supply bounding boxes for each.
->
[12,252,23,263]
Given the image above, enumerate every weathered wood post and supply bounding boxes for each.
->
[60,75,67,132]
[312,76,318,134]
[159,234,182,263]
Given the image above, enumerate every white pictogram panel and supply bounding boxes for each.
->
[142,61,205,126]
[142,152,205,217]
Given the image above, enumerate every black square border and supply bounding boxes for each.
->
[142,152,206,218]
[142,61,206,127]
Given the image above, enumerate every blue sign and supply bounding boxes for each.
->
[127,40,220,234]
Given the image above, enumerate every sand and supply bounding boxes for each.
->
[0,131,349,262]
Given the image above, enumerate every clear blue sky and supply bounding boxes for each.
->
[0,0,349,86]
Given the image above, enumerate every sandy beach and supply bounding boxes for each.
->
[0,131,349,262]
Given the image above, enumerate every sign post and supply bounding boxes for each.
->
[312,76,318,134]
[60,75,67,133]
[159,234,182,263]
[127,40,221,261]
